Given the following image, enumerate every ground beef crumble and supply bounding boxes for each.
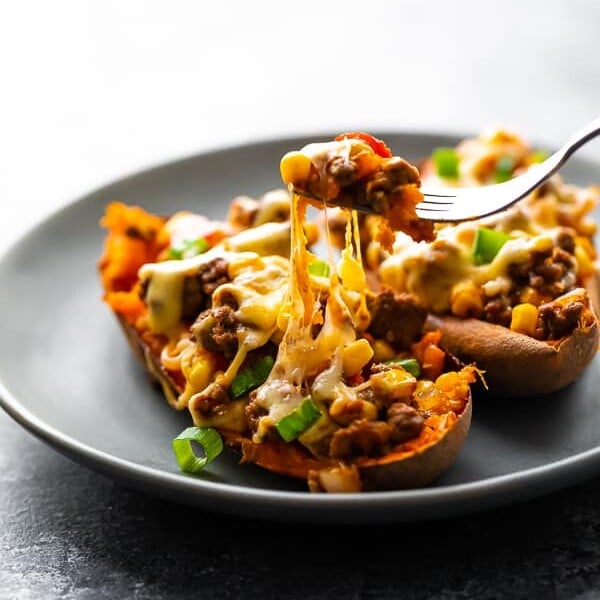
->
[180,258,230,321]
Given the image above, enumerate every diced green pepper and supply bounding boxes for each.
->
[432,147,460,179]
[472,227,512,265]
[494,156,515,183]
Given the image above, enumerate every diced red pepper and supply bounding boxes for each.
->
[335,132,392,158]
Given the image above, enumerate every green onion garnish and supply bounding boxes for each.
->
[276,396,322,442]
[169,237,210,260]
[308,259,330,277]
[494,156,515,183]
[230,355,275,399]
[432,147,460,179]
[172,427,223,474]
[472,227,513,265]
[384,357,421,377]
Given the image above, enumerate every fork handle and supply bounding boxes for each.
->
[560,115,600,163]
[534,116,600,185]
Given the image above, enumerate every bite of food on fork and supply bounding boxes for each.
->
[279,131,436,250]
[282,117,600,228]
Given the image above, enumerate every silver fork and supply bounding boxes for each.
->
[416,116,600,222]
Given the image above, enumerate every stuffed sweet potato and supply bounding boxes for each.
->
[98,185,478,492]
[366,128,600,397]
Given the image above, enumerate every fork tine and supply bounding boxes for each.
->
[414,188,457,221]
[420,187,457,199]
[416,204,453,212]
[417,169,548,222]
[416,116,600,222]
[415,206,456,221]
[418,197,454,205]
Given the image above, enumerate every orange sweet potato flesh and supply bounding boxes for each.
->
[99,206,164,287]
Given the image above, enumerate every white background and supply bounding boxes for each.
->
[1,0,600,249]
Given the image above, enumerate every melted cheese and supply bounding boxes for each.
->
[380,221,563,313]
[143,266,185,334]
[140,222,293,338]
[142,158,375,445]
[293,139,355,174]
[140,248,254,335]
[251,189,371,452]
[222,221,292,257]
[185,253,291,429]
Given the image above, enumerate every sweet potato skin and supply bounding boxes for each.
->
[424,313,599,398]
[115,314,184,407]
[357,399,471,490]
[423,270,600,399]
[220,398,472,491]
[113,313,472,490]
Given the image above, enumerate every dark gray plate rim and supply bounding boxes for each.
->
[1,130,599,524]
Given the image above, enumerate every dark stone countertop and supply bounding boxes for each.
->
[2,409,600,600]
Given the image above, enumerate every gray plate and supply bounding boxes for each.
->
[1,132,599,524]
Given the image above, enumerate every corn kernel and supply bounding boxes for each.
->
[279,151,312,185]
[530,234,554,254]
[369,368,417,400]
[329,396,378,424]
[510,303,538,336]
[450,281,483,318]
[576,235,596,259]
[343,339,374,376]
[575,243,596,277]
[187,352,216,391]
[372,339,395,363]
[579,218,597,238]
[519,286,542,305]
[455,224,477,247]
[337,248,367,291]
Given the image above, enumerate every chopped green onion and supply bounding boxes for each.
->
[472,227,513,265]
[432,147,460,179]
[276,396,322,442]
[530,149,549,164]
[384,357,421,377]
[308,259,330,277]
[230,355,275,399]
[169,237,210,260]
[494,156,515,183]
[172,427,223,474]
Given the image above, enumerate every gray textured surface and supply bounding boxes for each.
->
[2,408,600,600]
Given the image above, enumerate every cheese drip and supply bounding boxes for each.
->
[140,248,256,336]
[252,189,371,450]
[186,254,290,430]
[380,225,561,313]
